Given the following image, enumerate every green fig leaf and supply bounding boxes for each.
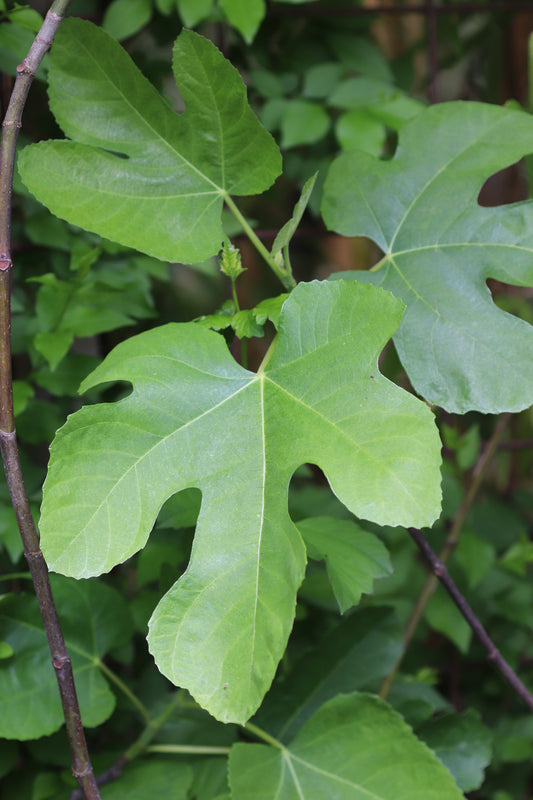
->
[322,102,533,413]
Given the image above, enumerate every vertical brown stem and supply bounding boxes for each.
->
[0,3,101,798]
[380,414,510,700]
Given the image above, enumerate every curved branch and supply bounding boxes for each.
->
[0,3,101,798]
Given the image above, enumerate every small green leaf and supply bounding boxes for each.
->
[0,642,14,660]
[219,0,265,43]
[231,309,264,338]
[0,577,133,740]
[297,516,392,612]
[230,694,465,799]
[418,709,492,792]
[252,294,288,329]
[303,62,344,99]
[103,0,152,40]
[176,0,215,26]
[280,100,330,148]
[18,21,281,264]
[219,239,245,281]
[335,109,386,155]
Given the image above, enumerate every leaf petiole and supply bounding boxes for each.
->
[224,194,296,290]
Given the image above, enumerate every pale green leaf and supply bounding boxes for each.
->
[0,577,133,740]
[220,0,265,43]
[40,280,441,724]
[7,6,42,32]
[102,0,152,40]
[280,100,330,149]
[323,102,533,413]
[303,63,344,99]
[230,694,465,799]
[335,109,386,155]
[176,0,215,26]
[297,516,392,612]
[18,21,281,264]
[330,76,398,110]
[0,642,14,659]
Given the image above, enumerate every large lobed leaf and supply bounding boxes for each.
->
[230,693,465,799]
[40,280,441,723]
[18,20,281,264]
[322,102,533,413]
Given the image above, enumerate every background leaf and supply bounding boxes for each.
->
[0,577,133,739]
[230,693,465,799]
[39,280,441,724]
[18,21,281,264]
[253,607,402,741]
[417,710,492,792]
[219,0,265,43]
[100,759,192,799]
[102,0,152,40]
[322,102,533,413]
[297,516,392,612]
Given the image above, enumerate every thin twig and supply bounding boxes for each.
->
[379,414,510,699]
[0,3,101,798]
[408,526,533,713]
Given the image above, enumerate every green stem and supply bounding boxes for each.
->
[0,571,32,580]
[224,195,296,290]
[379,413,511,701]
[97,660,151,724]
[243,721,284,750]
[125,691,183,761]
[146,744,231,755]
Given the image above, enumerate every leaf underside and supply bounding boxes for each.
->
[18,20,281,264]
[40,280,441,723]
[322,102,533,413]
